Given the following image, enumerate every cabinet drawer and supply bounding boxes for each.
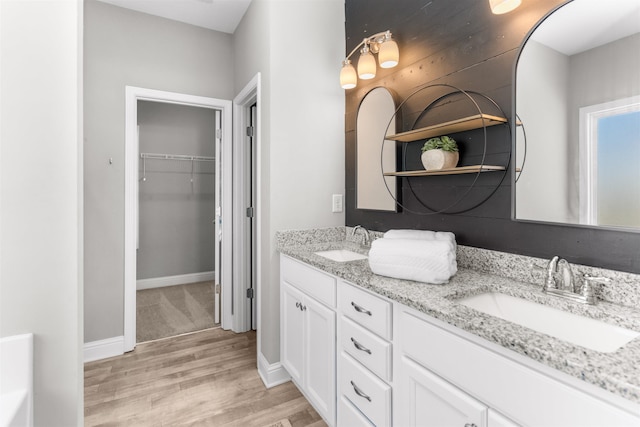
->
[339,282,392,340]
[338,395,374,427]
[339,352,391,427]
[400,309,640,426]
[341,316,392,382]
[281,255,336,308]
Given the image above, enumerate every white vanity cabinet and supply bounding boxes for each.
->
[279,255,640,427]
[397,306,640,427]
[280,256,336,426]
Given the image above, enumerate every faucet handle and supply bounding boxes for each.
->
[579,274,611,304]
[583,274,611,283]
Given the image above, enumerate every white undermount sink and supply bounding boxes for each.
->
[458,292,640,353]
[314,249,368,262]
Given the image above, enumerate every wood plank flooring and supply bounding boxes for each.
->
[85,328,326,427]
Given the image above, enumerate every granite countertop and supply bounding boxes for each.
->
[278,235,640,406]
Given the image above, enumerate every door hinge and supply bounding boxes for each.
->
[246,206,254,218]
[215,284,221,294]
[246,126,254,138]
[216,128,222,139]
[246,288,254,299]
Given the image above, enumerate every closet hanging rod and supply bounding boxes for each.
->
[140,152,215,162]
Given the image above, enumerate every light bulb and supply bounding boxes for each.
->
[490,0,521,14]
[358,47,376,79]
[378,34,399,68]
[340,60,357,89]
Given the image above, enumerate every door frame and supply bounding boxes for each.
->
[232,74,261,335]
[124,86,232,352]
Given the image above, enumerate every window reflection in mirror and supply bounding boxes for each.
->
[515,0,640,231]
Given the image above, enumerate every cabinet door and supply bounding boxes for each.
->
[304,294,336,424]
[398,356,487,427]
[488,409,520,427]
[281,282,305,385]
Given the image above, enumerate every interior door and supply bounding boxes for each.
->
[214,109,222,324]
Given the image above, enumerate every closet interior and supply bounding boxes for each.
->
[136,100,219,343]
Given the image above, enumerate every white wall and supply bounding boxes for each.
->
[84,0,234,343]
[233,0,346,364]
[0,1,83,425]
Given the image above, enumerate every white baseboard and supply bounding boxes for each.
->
[257,352,290,389]
[136,271,215,290]
[84,336,124,363]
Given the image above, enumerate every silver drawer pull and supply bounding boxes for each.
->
[464,424,477,427]
[350,380,371,402]
[350,337,372,354]
[351,301,372,316]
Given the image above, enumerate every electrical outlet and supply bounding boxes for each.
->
[332,194,343,213]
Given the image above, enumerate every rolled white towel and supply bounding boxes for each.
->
[368,238,457,285]
[384,229,456,247]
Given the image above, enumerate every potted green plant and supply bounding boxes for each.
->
[420,135,459,170]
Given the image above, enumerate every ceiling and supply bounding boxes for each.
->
[97,0,252,34]
[531,0,640,56]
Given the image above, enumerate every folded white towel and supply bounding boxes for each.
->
[384,229,456,246]
[368,238,457,285]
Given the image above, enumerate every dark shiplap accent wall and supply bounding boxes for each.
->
[345,0,640,274]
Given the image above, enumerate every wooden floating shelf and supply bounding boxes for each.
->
[386,114,508,142]
[384,165,506,177]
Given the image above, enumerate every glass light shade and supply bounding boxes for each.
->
[340,61,357,89]
[358,50,377,79]
[490,0,521,14]
[378,38,399,68]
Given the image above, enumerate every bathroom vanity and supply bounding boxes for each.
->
[278,228,640,427]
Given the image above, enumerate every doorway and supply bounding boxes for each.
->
[135,101,219,342]
[232,74,261,362]
[124,87,232,352]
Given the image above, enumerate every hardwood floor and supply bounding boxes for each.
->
[85,328,326,427]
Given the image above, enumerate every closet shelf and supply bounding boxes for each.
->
[140,152,215,162]
[386,113,508,142]
[384,165,506,177]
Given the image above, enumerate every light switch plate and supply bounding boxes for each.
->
[332,194,343,213]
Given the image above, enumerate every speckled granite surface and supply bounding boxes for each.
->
[276,227,640,405]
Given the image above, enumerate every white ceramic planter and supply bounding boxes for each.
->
[421,149,459,170]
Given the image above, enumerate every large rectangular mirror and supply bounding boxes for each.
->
[515,0,640,231]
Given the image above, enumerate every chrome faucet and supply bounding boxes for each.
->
[540,256,610,305]
[351,225,370,247]
[544,256,574,292]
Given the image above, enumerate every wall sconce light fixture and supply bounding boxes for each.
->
[490,0,522,14]
[340,30,399,90]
